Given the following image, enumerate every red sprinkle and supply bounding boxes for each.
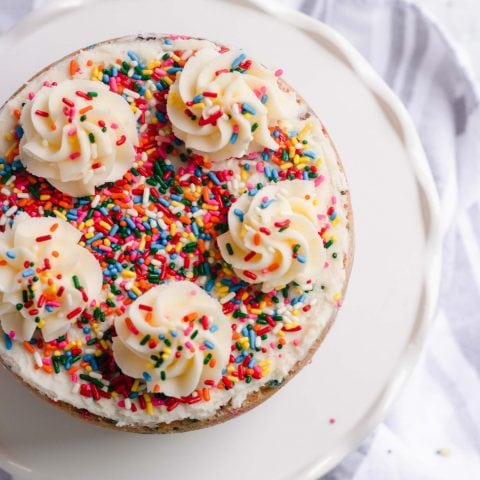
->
[35,110,49,117]
[243,270,257,280]
[35,235,52,242]
[138,304,153,312]
[66,307,83,320]
[116,135,126,146]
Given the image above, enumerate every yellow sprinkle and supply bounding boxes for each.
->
[227,375,238,383]
[100,340,108,350]
[331,217,341,227]
[138,237,146,251]
[202,204,219,211]
[195,217,204,228]
[171,53,181,62]
[99,221,111,231]
[278,330,285,337]
[131,380,140,392]
[53,210,67,221]
[142,69,153,75]
[122,270,136,279]
[241,169,248,181]
[293,154,301,165]
[131,286,142,296]
[292,309,300,316]
[104,238,111,246]
[191,102,205,110]
[280,162,293,170]
[85,232,94,239]
[298,122,312,141]
[258,360,270,367]
[85,366,92,372]
[250,308,262,315]
[85,219,94,227]
[37,321,45,328]
[227,365,235,373]
[289,146,296,158]
[146,403,154,415]
[5,132,13,142]
[333,292,342,302]
[170,223,176,235]
[39,195,50,201]
[130,104,138,113]
[175,242,183,253]
[145,89,153,100]
[78,222,85,230]
[163,76,173,85]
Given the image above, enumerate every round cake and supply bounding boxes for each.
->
[0,34,353,432]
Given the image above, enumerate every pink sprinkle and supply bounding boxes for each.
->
[274,68,284,77]
[256,161,265,172]
[69,152,81,160]
[233,124,240,134]
[331,195,337,204]
[329,418,336,424]
[8,331,15,339]
[71,374,78,383]
[293,339,299,346]
[324,262,329,268]
[109,77,118,93]
[314,175,325,187]
[28,92,35,100]
[68,128,77,136]
[110,123,119,129]
[317,214,327,221]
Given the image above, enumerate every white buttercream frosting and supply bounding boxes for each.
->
[167,47,299,161]
[218,180,327,292]
[19,79,138,197]
[113,281,231,397]
[0,213,102,342]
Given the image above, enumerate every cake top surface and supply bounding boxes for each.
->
[0,35,351,428]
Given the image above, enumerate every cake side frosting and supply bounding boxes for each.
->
[0,36,351,427]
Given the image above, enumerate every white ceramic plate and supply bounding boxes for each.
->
[0,0,442,479]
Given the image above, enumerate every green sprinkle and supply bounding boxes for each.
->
[88,133,95,143]
[324,239,333,249]
[87,91,98,98]
[251,122,258,132]
[226,243,234,255]
[72,275,82,290]
[204,353,212,365]
[160,371,166,381]
[140,334,151,345]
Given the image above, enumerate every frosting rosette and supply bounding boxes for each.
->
[218,180,326,292]
[19,79,138,197]
[167,47,299,161]
[0,213,102,342]
[112,281,231,397]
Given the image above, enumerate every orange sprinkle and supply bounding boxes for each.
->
[69,59,80,77]
[209,358,217,368]
[202,388,211,401]
[86,59,93,67]
[0,260,7,266]
[268,262,280,272]
[52,251,59,257]
[79,105,93,115]
[23,341,35,354]
[253,233,261,245]
[49,223,59,232]
[42,365,53,374]
[153,384,161,393]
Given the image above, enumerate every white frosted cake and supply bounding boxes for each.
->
[0,35,353,432]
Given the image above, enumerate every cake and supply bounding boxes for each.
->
[0,35,353,432]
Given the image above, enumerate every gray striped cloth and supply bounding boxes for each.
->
[1,1,480,479]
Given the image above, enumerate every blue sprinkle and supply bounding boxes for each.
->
[192,94,204,103]
[242,103,256,115]
[86,233,104,244]
[22,268,35,278]
[205,279,214,292]
[15,125,24,139]
[45,305,54,312]
[99,207,109,216]
[111,67,118,77]
[170,194,182,201]
[209,325,218,333]
[302,150,317,159]
[204,340,215,350]
[247,189,258,196]
[243,163,250,171]
[261,94,268,104]
[6,250,16,259]
[273,130,280,138]
[208,171,221,186]
[192,222,199,236]
[4,333,12,350]
[102,74,110,84]
[296,254,307,263]
[127,290,138,300]
[125,217,136,229]
[235,353,245,364]
[233,208,244,221]
[231,53,247,69]
[167,67,182,74]
[129,392,138,399]
[127,50,139,62]
[260,199,275,209]
[329,212,337,221]
[249,329,256,349]
[142,371,152,381]
[158,198,170,207]
[170,330,178,338]
[241,327,249,336]
[229,133,238,144]
[248,358,256,368]
[164,38,173,45]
